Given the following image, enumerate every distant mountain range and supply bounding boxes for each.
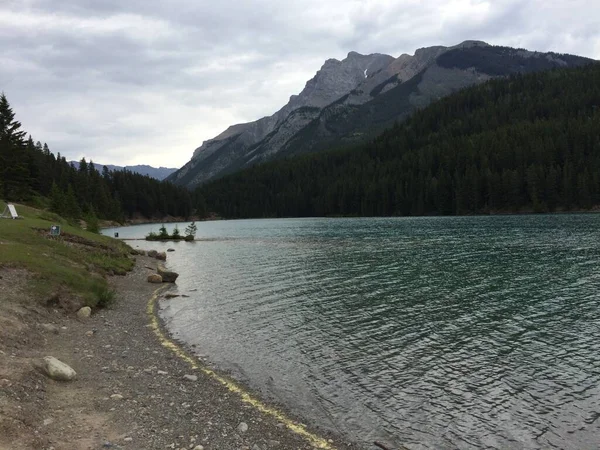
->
[167,40,594,189]
[69,162,177,180]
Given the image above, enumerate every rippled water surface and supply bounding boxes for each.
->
[104,216,600,449]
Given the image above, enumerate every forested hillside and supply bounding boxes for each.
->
[198,64,600,218]
[0,94,204,222]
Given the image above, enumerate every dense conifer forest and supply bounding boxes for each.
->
[197,64,600,218]
[0,93,205,222]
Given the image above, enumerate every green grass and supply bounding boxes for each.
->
[0,200,134,308]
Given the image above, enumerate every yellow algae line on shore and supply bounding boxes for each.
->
[146,287,336,450]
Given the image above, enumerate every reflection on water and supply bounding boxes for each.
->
[103,215,600,449]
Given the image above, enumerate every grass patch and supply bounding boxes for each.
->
[0,200,134,308]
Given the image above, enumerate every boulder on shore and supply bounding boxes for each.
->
[77,306,92,319]
[42,356,77,381]
[156,252,167,261]
[147,250,158,258]
[148,274,163,283]
[157,265,179,283]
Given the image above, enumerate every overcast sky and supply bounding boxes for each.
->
[1,0,599,168]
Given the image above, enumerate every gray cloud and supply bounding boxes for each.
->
[1,0,598,167]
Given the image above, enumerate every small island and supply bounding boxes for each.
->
[146,222,197,241]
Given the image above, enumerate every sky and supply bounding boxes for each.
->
[1,0,599,168]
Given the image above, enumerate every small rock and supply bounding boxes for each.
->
[85,330,94,337]
[148,274,163,283]
[157,370,168,375]
[40,323,60,334]
[237,422,248,433]
[193,446,204,450]
[183,374,198,382]
[167,248,175,252]
[147,250,158,258]
[164,294,180,299]
[43,418,54,426]
[157,265,179,283]
[156,251,167,261]
[76,306,92,319]
[110,394,124,400]
[124,437,133,442]
[41,356,77,381]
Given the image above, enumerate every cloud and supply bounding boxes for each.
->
[0,0,598,168]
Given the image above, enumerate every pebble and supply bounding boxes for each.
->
[183,374,198,382]
[157,370,168,375]
[110,394,124,400]
[237,422,249,433]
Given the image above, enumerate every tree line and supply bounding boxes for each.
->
[196,64,600,218]
[0,93,207,222]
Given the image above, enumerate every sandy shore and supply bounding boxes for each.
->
[0,256,361,450]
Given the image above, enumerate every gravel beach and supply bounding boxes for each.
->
[1,256,362,450]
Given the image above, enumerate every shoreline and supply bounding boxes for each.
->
[0,256,359,450]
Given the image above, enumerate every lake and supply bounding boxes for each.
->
[102,215,600,449]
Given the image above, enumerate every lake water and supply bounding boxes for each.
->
[103,216,600,449]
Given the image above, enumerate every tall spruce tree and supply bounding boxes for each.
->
[0,93,29,200]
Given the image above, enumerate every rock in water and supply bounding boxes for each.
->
[77,306,92,318]
[157,265,179,283]
[156,252,167,261]
[42,356,77,381]
[167,248,175,252]
[148,274,163,283]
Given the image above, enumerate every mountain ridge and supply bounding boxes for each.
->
[168,41,595,188]
[69,161,177,180]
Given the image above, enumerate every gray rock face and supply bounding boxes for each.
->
[42,356,77,381]
[168,51,393,187]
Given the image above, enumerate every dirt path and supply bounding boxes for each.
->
[1,257,360,450]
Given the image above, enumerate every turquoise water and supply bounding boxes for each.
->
[103,215,600,449]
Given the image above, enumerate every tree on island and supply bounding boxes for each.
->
[184,221,197,241]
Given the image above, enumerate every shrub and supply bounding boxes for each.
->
[93,284,116,309]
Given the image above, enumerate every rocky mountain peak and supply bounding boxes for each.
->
[292,51,393,109]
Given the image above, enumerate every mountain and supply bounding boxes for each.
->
[168,41,594,189]
[69,162,177,180]
[197,63,600,218]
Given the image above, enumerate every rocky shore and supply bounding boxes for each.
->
[0,256,360,450]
